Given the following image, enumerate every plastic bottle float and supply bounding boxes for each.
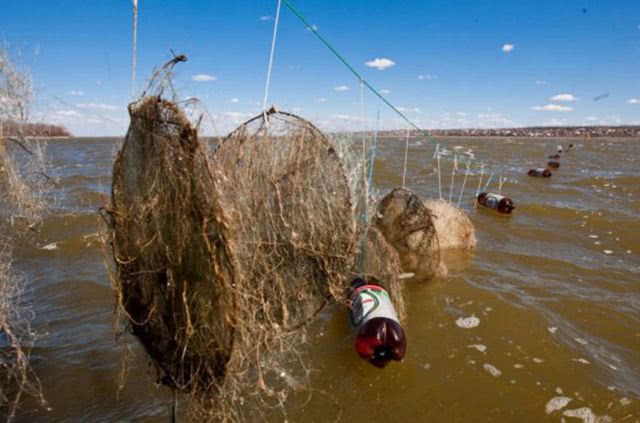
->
[528,168,552,177]
[348,277,406,368]
[476,192,516,215]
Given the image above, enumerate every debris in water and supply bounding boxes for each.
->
[533,357,545,363]
[467,344,487,353]
[589,235,599,239]
[571,358,591,365]
[546,396,573,414]
[456,316,480,329]
[575,338,588,345]
[548,326,558,334]
[603,250,613,254]
[483,363,502,377]
[41,242,58,250]
[562,407,611,423]
[619,397,631,406]
[514,364,525,369]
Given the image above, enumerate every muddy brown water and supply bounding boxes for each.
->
[6,136,640,422]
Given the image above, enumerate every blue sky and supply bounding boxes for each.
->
[1,0,639,136]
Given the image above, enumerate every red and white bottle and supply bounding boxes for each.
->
[348,277,406,368]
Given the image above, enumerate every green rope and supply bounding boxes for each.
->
[282,0,437,144]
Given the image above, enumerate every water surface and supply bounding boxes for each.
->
[10,136,640,422]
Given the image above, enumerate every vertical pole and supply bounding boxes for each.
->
[132,0,138,99]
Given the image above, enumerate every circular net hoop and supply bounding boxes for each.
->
[110,96,235,390]
[211,110,357,336]
[108,101,358,413]
[373,187,440,280]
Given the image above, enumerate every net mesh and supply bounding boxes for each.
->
[105,87,408,420]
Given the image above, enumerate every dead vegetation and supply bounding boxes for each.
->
[0,48,49,420]
[103,55,411,420]
[0,245,46,421]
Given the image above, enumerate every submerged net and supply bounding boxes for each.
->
[106,86,411,419]
[373,187,441,280]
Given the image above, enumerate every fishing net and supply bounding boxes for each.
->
[105,57,407,421]
[373,187,441,280]
[423,199,476,250]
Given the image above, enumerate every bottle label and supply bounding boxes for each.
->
[349,285,399,329]
[485,193,504,209]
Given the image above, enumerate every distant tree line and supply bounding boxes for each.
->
[1,119,71,137]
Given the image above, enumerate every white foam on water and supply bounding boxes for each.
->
[533,357,545,363]
[42,242,58,250]
[456,316,480,329]
[619,397,631,406]
[603,250,613,254]
[556,387,564,394]
[562,407,611,423]
[513,364,525,369]
[575,338,588,345]
[548,326,559,334]
[483,363,502,377]
[589,235,599,239]
[467,344,487,353]
[546,396,572,414]
[571,358,591,364]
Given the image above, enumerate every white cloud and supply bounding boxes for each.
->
[192,74,216,82]
[543,118,568,126]
[316,97,328,103]
[379,89,391,94]
[502,44,515,53]
[230,98,239,103]
[222,111,253,119]
[259,15,272,21]
[69,90,85,96]
[535,80,548,85]
[628,98,640,104]
[57,110,81,117]
[365,57,396,70]
[333,85,349,92]
[418,74,438,80]
[331,114,367,122]
[531,104,574,112]
[76,103,118,111]
[550,93,578,102]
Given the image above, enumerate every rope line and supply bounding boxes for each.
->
[449,154,457,202]
[483,172,494,192]
[282,0,436,144]
[262,0,282,113]
[402,129,410,188]
[436,146,442,199]
[457,158,472,207]
[359,109,381,274]
[132,0,138,99]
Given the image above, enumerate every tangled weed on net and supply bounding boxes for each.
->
[102,56,409,421]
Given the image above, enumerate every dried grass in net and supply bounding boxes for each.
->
[373,187,441,280]
[0,243,46,421]
[0,139,52,228]
[106,56,407,419]
[108,96,234,394]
